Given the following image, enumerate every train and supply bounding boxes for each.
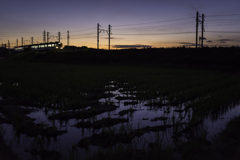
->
[14,42,63,52]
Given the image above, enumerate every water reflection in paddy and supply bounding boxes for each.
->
[1,81,240,159]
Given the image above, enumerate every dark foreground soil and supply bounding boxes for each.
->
[0,138,18,160]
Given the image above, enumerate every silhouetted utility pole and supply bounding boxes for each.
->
[97,23,100,49]
[47,32,50,44]
[201,14,205,48]
[97,23,108,49]
[8,40,10,49]
[21,37,24,46]
[47,32,50,49]
[16,39,18,48]
[43,30,46,43]
[31,37,33,45]
[196,12,199,48]
[67,30,69,46]
[57,32,61,42]
[107,25,112,50]
[2,42,3,47]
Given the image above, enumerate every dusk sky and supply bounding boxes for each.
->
[1,0,240,49]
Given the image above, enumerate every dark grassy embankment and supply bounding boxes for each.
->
[9,47,240,70]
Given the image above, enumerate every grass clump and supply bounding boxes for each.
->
[178,115,240,160]
[118,108,137,116]
[86,143,175,160]
[0,105,66,137]
[74,117,128,129]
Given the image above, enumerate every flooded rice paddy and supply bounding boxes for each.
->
[1,80,240,160]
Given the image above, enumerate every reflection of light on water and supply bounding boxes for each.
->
[1,121,90,160]
[105,85,115,88]
[2,80,240,158]
[204,104,240,141]
[2,123,34,160]
[13,82,19,86]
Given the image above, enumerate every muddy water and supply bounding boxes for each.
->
[1,83,240,159]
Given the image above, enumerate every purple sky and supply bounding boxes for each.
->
[1,0,240,49]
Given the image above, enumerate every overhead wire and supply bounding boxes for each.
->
[114,32,195,36]
[0,16,196,44]
[70,27,97,33]
[112,17,195,27]
[2,14,240,46]
[71,36,97,39]
[113,21,194,31]
[113,25,195,33]
[205,31,240,34]
[206,14,240,17]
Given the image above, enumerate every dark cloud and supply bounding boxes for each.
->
[218,39,231,41]
[199,37,207,40]
[218,39,232,44]
[113,44,152,49]
[218,38,240,43]
[179,42,200,47]
[105,37,123,40]
[206,40,212,43]
[179,42,193,45]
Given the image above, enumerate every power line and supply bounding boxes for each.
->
[206,18,240,21]
[2,13,240,48]
[70,27,97,33]
[0,31,40,34]
[205,23,240,27]
[114,31,195,36]
[112,17,195,27]
[205,31,240,33]
[71,36,97,39]
[206,14,240,17]
[113,21,194,31]
[113,26,195,34]
[70,33,95,36]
